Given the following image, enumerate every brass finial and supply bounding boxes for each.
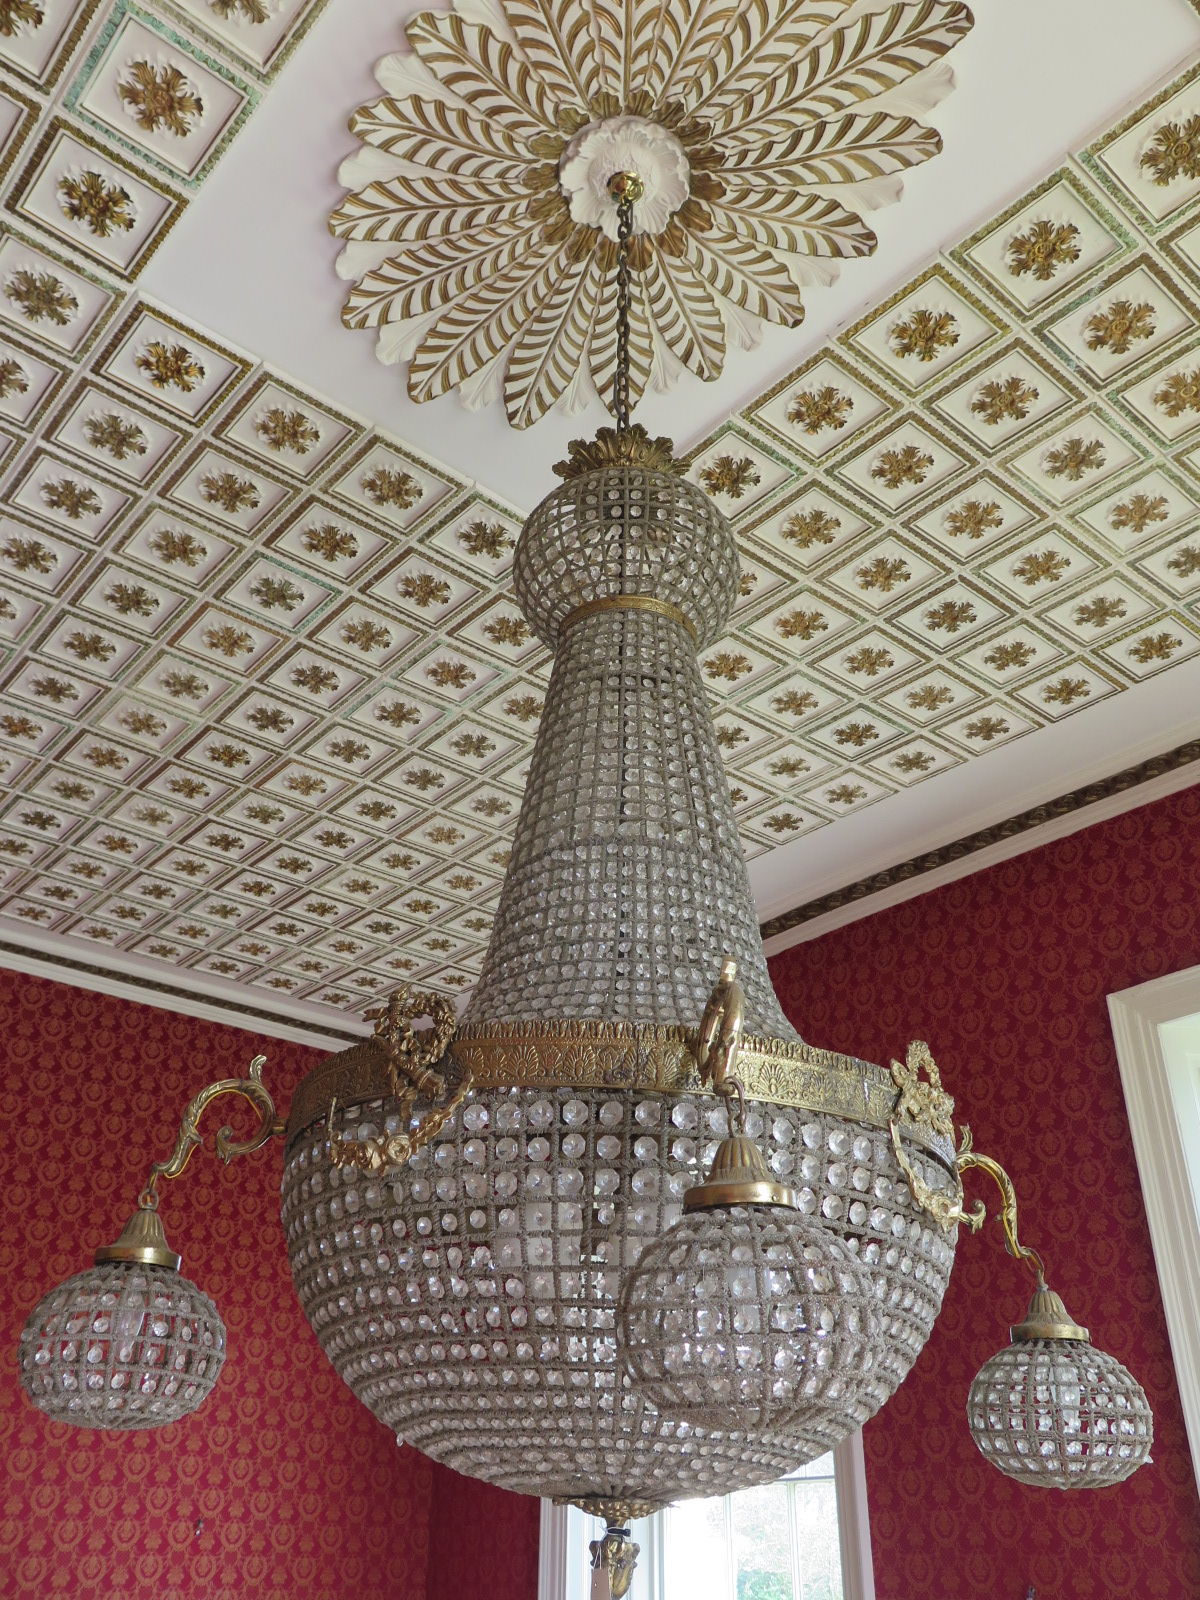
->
[552,423,682,479]
[607,170,645,203]
[1009,1282,1090,1344]
[94,1204,182,1271]
[562,1495,660,1524]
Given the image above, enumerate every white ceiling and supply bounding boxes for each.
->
[141,0,1200,510]
[134,0,1200,931]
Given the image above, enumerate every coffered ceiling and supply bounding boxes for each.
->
[2,0,1200,1040]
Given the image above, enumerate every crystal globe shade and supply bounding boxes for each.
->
[617,1204,885,1450]
[18,1261,226,1430]
[967,1338,1153,1489]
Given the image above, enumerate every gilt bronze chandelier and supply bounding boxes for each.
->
[18,171,1153,1589]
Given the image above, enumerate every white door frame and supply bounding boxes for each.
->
[1108,961,1200,1493]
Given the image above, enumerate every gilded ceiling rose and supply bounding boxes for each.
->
[331,0,975,426]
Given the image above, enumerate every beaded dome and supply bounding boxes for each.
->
[512,466,739,652]
[967,1339,1153,1489]
[19,1261,226,1430]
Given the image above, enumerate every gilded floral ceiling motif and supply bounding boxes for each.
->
[0,0,332,289]
[332,0,974,427]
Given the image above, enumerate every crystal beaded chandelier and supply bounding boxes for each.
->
[19,175,1153,1573]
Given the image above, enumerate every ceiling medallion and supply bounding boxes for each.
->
[331,0,975,425]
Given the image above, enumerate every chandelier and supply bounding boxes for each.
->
[18,175,1152,1590]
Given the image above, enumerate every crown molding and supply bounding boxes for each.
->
[0,928,366,1050]
[762,739,1200,952]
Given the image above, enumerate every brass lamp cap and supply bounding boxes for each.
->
[1010,1283,1090,1344]
[94,1206,182,1272]
[684,1133,799,1212]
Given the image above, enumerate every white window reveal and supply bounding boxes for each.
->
[1109,960,1200,1495]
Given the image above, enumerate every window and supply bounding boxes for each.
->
[540,1432,874,1600]
[659,1454,842,1600]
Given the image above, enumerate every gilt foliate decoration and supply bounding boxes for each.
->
[331,0,975,427]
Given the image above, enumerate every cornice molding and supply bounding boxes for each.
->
[760,738,1200,944]
[0,932,366,1050]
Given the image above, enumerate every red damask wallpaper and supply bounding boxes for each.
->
[770,782,1200,1600]
[0,972,539,1600]
[9,780,1200,1600]
[426,1464,541,1600]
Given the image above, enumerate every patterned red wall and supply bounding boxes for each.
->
[0,972,538,1600]
[11,782,1200,1600]
[426,1464,541,1600]
[770,783,1200,1600]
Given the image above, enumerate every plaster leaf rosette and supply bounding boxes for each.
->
[332,0,974,427]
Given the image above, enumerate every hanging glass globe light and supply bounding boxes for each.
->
[967,1281,1153,1489]
[617,1125,886,1455]
[17,1056,280,1433]
[18,1204,226,1430]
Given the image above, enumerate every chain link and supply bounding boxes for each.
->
[613,195,633,433]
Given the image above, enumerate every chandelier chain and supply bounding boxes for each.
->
[614,195,633,433]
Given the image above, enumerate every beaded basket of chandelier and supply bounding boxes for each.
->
[18,1262,226,1430]
[281,436,960,1505]
[283,1056,958,1504]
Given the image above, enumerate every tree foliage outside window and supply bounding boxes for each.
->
[665,1456,842,1600]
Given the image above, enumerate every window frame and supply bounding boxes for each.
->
[537,1429,876,1600]
[1108,960,1200,1494]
